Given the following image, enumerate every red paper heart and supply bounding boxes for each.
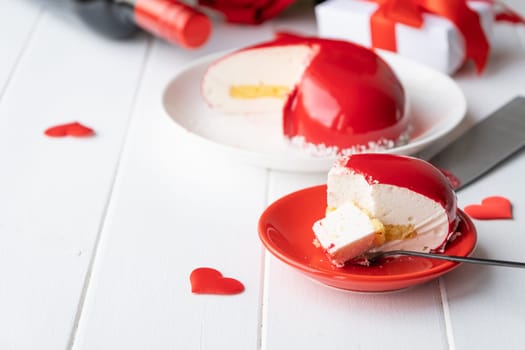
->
[464,196,513,220]
[190,267,245,295]
[44,122,95,137]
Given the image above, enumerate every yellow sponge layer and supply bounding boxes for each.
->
[229,84,290,99]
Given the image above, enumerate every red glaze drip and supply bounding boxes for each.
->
[343,154,458,233]
[250,33,406,150]
[190,267,245,295]
[438,167,461,190]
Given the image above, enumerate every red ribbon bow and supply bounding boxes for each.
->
[369,0,490,73]
[198,0,295,24]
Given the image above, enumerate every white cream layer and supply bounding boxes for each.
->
[326,169,449,253]
[313,201,380,266]
[201,45,315,114]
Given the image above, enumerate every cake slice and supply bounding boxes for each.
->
[313,202,386,267]
[313,154,459,266]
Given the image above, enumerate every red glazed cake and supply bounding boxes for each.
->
[313,154,459,267]
[202,33,410,156]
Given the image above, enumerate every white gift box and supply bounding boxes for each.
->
[315,0,493,74]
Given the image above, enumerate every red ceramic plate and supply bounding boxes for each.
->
[258,185,477,292]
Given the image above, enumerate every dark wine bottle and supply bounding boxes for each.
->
[73,0,212,49]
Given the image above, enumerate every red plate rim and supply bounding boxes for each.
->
[258,185,477,284]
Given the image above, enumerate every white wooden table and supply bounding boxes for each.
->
[1,1,525,349]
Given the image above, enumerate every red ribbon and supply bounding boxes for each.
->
[493,2,525,24]
[369,0,490,73]
[474,0,525,23]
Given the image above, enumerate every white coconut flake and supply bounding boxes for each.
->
[287,125,412,158]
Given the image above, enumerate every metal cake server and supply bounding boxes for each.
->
[429,96,525,191]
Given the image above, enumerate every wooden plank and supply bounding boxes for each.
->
[0,0,43,95]
[0,2,148,348]
[261,171,449,350]
[445,150,525,349]
[443,3,525,348]
[71,23,276,349]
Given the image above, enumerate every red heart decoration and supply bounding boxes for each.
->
[44,122,95,137]
[464,196,513,220]
[190,267,245,295]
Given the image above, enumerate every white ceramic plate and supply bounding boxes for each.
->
[162,50,466,172]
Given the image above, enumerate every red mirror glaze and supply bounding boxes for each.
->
[276,34,407,151]
[341,154,458,233]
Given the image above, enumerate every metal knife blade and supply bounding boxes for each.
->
[429,96,525,191]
